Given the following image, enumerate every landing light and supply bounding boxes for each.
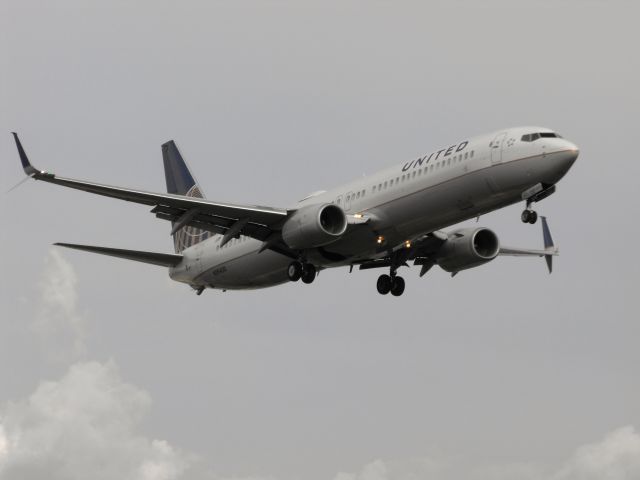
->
[376,236,384,244]
[354,213,363,219]
[405,240,411,248]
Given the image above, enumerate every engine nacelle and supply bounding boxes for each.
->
[281,203,347,250]
[435,227,500,273]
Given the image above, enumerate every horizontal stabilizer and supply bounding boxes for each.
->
[54,243,183,267]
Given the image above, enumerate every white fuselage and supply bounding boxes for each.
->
[169,126,578,290]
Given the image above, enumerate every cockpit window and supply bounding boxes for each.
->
[521,132,562,142]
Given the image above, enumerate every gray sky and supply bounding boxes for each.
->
[1,1,639,479]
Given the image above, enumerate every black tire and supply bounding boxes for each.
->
[528,210,538,224]
[287,261,303,282]
[376,274,392,295]
[521,210,531,223]
[390,276,405,296]
[301,264,316,284]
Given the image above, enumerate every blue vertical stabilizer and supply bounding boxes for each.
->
[161,141,211,252]
[162,141,199,196]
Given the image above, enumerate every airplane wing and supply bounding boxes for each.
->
[356,231,448,276]
[12,133,289,247]
[356,217,558,275]
[498,216,557,272]
[406,217,558,273]
[498,247,557,257]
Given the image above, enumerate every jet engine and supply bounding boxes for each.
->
[435,227,500,273]
[281,203,348,250]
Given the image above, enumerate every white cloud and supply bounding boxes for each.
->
[333,427,640,480]
[0,361,195,480]
[333,457,451,480]
[8,253,639,480]
[0,361,638,480]
[551,426,640,480]
[33,249,86,359]
[334,460,388,480]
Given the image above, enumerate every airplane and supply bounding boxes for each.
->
[11,126,579,297]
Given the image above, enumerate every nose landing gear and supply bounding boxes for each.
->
[521,207,538,224]
[521,184,556,225]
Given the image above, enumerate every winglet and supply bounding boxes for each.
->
[11,132,40,176]
[541,216,555,274]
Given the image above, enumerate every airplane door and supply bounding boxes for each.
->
[344,191,353,211]
[490,132,507,164]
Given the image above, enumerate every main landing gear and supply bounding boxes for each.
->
[376,273,405,296]
[373,249,408,297]
[287,261,317,284]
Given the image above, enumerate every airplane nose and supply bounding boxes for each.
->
[566,140,580,157]
[551,139,579,177]
[565,140,580,166]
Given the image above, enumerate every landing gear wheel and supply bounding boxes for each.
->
[301,264,317,284]
[390,276,405,297]
[521,209,538,224]
[287,261,303,282]
[376,274,392,295]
